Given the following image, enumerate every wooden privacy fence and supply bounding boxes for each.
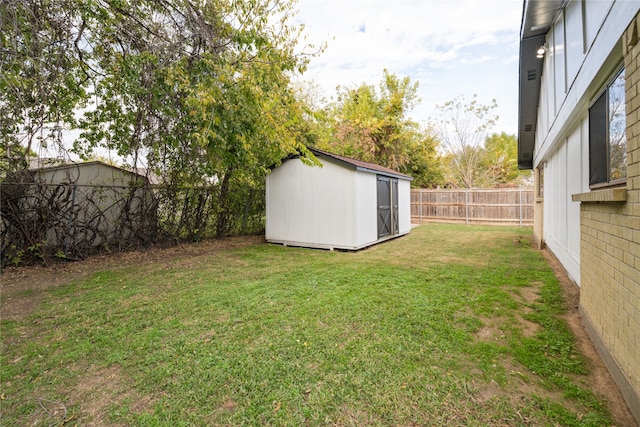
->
[411,188,534,226]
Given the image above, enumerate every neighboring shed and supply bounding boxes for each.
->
[27,160,157,250]
[266,148,412,250]
[32,160,150,187]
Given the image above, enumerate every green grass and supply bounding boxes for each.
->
[1,224,613,426]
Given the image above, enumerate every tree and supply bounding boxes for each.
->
[401,125,445,188]
[318,70,424,171]
[432,94,498,188]
[1,0,88,174]
[2,0,321,237]
[482,132,531,187]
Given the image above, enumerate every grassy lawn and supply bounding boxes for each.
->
[1,224,615,426]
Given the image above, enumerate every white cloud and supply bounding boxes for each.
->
[292,0,523,134]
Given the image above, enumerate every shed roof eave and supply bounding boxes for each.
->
[29,160,149,180]
[354,166,414,181]
[308,148,413,180]
[271,147,414,181]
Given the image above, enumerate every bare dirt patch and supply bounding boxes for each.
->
[219,397,238,412]
[476,324,505,342]
[519,284,541,305]
[71,364,127,426]
[515,314,540,338]
[475,316,508,344]
[541,249,636,427]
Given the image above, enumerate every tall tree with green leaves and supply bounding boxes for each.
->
[2,0,318,176]
[74,0,315,180]
[2,0,321,236]
[319,70,426,171]
[483,132,532,187]
[1,0,88,174]
[403,125,445,188]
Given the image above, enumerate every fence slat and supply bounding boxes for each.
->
[411,188,534,226]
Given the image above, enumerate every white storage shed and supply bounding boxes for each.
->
[266,148,413,250]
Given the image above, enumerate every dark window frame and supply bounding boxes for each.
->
[588,66,626,188]
[536,166,544,199]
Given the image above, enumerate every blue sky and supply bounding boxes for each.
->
[292,0,523,135]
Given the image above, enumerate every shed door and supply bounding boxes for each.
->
[377,176,398,238]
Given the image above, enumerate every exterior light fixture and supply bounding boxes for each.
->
[536,44,547,59]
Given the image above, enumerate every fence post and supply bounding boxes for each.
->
[465,189,469,225]
[419,190,423,224]
[519,189,523,227]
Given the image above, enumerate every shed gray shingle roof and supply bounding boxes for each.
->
[308,148,413,180]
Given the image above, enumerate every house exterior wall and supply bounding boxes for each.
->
[532,1,638,285]
[542,138,583,283]
[529,2,640,422]
[533,168,544,249]
[577,13,640,422]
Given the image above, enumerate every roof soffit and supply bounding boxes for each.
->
[518,0,566,170]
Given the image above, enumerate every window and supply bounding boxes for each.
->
[536,166,544,199]
[589,67,626,187]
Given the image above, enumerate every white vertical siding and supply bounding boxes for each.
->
[354,171,378,247]
[553,16,566,113]
[546,143,567,249]
[541,118,601,286]
[538,60,550,137]
[266,158,356,249]
[565,0,584,87]
[533,0,639,286]
[398,179,411,235]
[544,139,582,284]
[565,124,584,262]
[584,1,612,50]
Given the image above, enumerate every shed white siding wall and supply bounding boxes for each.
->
[533,0,638,285]
[398,179,411,235]
[354,172,378,247]
[266,157,358,249]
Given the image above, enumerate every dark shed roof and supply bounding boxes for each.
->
[307,148,413,180]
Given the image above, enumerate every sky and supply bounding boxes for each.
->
[291,0,524,135]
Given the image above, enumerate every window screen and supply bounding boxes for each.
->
[588,66,626,187]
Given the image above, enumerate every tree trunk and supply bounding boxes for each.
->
[216,167,234,239]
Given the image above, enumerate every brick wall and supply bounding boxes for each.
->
[579,13,640,424]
